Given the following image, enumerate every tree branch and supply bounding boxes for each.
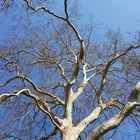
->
[76,106,102,132]
[0,89,62,129]
[53,60,70,84]
[97,44,140,104]
[64,0,69,19]
[25,0,85,68]
[0,75,65,105]
[86,81,140,140]
[77,98,116,133]
[24,0,66,20]
[73,64,89,100]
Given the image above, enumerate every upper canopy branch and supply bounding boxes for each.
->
[24,0,66,20]
[97,44,140,104]
[64,0,69,19]
[24,0,85,57]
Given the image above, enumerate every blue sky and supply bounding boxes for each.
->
[80,0,140,31]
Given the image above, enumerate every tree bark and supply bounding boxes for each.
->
[62,128,80,140]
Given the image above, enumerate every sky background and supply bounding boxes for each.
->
[80,0,140,32]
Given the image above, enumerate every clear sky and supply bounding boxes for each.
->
[80,0,140,31]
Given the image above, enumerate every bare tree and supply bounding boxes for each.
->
[0,0,140,140]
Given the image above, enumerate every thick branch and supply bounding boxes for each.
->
[0,89,62,129]
[77,98,116,133]
[0,75,64,105]
[63,85,74,123]
[86,81,140,140]
[87,102,139,140]
[73,64,89,100]
[76,106,102,132]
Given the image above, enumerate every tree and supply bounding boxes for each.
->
[0,0,140,140]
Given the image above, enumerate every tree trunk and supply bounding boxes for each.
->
[62,128,79,140]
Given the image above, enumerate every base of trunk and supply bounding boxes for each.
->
[62,128,79,140]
